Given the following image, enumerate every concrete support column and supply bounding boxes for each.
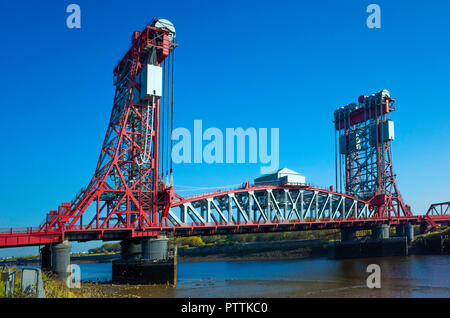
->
[372,224,390,240]
[112,236,177,285]
[40,244,52,272]
[120,238,142,262]
[142,236,169,261]
[396,225,405,237]
[405,222,414,242]
[340,228,356,241]
[51,240,71,279]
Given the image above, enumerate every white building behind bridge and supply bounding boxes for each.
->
[254,168,306,186]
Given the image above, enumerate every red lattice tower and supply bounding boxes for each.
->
[334,89,411,218]
[41,19,177,234]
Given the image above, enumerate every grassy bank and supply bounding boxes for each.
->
[0,268,108,298]
[179,239,328,262]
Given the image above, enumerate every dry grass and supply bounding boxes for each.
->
[0,268,109,298]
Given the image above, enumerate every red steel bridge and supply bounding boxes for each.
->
[0,19,449,249]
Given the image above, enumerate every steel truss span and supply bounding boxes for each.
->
[426,202,450,216]
[0,185,381,246]
[0,190,448,247]
[167,186,373,226]
[423,202,450,232]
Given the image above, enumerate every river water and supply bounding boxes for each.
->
[77,255,450,297]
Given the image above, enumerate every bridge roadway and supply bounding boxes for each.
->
[0,184,449,248]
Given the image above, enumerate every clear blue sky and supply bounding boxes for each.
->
[0,0,449,257]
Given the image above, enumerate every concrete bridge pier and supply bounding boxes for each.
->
[405,222,414,242]
[40,245,52,272]
[40,241,72,279]
[141,236,169,260]
[396,225,405,237]
[112,235,177,285]
[340,228,356,241]
[51,240,72,280]
[328,228,358,259]
[329,224,407,259]
[395,223,414,242]
[372,224,390,240]
[120,238,143,262]
[39,240,72,280]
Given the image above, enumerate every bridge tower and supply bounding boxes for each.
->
[42,18,177,233]
[334,90,411,218]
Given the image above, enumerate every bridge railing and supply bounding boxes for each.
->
[63,224,133,231]
[176,185,248,201]
[0,227,44,235]
[160,217,386,228]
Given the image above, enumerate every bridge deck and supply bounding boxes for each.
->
[0,185,448,248]
[0,215,448,248]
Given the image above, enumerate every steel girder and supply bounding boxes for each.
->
[166,186,374,227]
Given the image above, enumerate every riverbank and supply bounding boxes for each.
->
[410,228,450,255]
[178,239,328,262]
[0,239,329,266]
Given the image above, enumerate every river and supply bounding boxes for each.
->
[77,255,450,297]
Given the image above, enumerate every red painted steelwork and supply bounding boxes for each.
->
[0,184,448,247]
[36,20,178,237]
[334,99,393,131]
